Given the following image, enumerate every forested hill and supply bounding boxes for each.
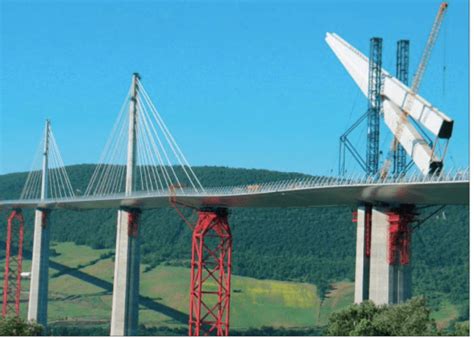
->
[0,164,469,319]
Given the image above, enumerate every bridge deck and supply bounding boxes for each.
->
[0,178,468,210]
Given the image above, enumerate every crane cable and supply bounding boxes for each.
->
[442,6,448,98]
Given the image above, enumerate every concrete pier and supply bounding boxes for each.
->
[396,264,411,303]
[368,206,411,305]
[110,209,140,336]
[354,204,371,303]
[368,207,395,304]
[27,210,50,327]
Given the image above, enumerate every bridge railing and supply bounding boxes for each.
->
[2,167,469,204]
[188,167,470,197]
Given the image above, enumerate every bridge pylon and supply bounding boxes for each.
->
[28,120,52,327]
[110,73,141,336]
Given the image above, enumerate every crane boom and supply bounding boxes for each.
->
[411,2,449,95]
[380,2,449,178]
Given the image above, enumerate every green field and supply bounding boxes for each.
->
[2,242,461,330]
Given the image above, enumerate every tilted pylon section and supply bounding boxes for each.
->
[325,32,453,175]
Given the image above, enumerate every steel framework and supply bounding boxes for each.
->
[339,37,383,177]
[2,209,25,317]
[366,37,383,176]
[189,208,232,336]
[393,40,410,176]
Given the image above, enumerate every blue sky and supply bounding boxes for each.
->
[0,0,469,175]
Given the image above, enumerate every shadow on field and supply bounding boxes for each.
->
[8,242,189,325]
[48,260,189,325]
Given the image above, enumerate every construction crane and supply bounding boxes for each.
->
[380,2,449,179]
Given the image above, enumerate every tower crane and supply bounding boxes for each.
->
[380,2,449,179]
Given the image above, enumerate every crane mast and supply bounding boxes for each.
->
[380,2,449,179]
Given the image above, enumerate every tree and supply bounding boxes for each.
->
[326,297,437,336]
[453,322,469,336]
[0,317,43,336]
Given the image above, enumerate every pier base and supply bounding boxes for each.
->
[353,204,371,303]
[110,208,141,336]
[28,209,50,327]
[368,206,414,305]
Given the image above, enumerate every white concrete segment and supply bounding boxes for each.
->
[325,32,369,97]
[325,32,453,139]
[382,75,453,138]
[383,100,441,175]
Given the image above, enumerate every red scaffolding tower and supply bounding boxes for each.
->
[2,209,25,317]
[188,208,232,336]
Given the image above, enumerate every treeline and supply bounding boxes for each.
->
[48,324,324,336]
[0,164,469,312]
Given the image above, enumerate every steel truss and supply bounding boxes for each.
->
[2,209,25,317]
[189,208,232,336]
[339,37,382,177]
[393,40,410,176]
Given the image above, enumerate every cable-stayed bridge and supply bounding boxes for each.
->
[0,171,468,210]
[0,32,469,336]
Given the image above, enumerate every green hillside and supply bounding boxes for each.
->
[1,241,460,334]
[15,242,325,329]
[0,165,469,332]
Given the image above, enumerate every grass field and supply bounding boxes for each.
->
[8,242,322,329]
[318,281,354,325]
[1,242,462,330]
[432,300,460,329]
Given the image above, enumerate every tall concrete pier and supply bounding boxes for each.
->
[353,204,371,303]
[110,73,141,336]
[354,205,412,305]
[28,120,51,327]
[368,207,397,304]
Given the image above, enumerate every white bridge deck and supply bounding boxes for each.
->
[0,171,469,210]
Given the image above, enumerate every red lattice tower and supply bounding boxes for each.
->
[2,209,25,317]
[188,208,232,336]
[387,205,416,265]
